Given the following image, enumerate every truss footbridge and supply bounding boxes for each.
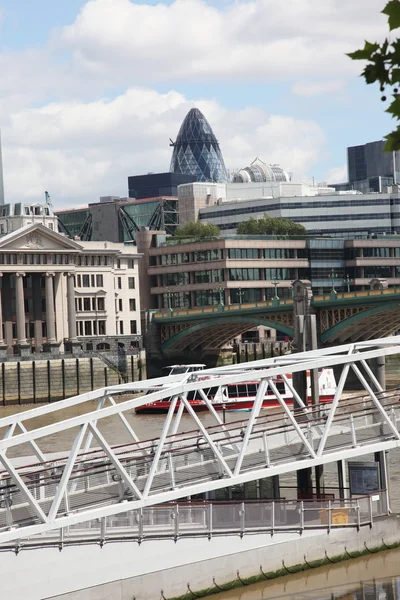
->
[0,338,400,546]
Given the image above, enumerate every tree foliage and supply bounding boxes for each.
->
[237,215,306,236]
[174,220,220,238]
[348,1,400,150]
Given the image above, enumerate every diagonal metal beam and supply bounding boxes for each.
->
[48,424,87,522]
[88,424,143,499]
[0,452,48,524]
[317,363,351,457]
[350,363,400,440]
[234,379,268,475]
[180,395,233,478]
[143,396,178,497]
[268,379,316,459]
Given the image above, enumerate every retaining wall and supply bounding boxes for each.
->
[1,516,399,600]
[0,354,145,405]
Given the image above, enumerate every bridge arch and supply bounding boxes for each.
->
[321,301,400,343]
[161,316,295,354]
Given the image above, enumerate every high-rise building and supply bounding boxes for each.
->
[232,158,289,183]
[170,108,228,183]
[128,172,196,200]
[348,140,400,184]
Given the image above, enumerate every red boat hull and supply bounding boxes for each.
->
[135,395,335,414]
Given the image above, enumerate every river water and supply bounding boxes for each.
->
[1,358,400,599]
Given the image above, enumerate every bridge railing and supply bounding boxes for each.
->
[154,297,294,319]
[3,492,388,551]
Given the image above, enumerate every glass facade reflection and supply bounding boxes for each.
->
[170,108,228,183]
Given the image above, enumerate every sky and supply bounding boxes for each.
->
[0,0,394,208]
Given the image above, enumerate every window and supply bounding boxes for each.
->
[82,275,90,287]
[77,275,82,287]
[228,268,261,281]
[129,298,136,311]
[0,224,4,234]
[117,259,121,269]
[96,274,103,287]
[97,297,105,311]
[128,277,135,289]
[194,269,224,284]
[118,299,123,311]
[98,320,106,335]
[229,248,260,259]
[263,248,295,259]
[84,321,92,336]
[119,321,124,334]
[162,272,189,286]
[118,277,122,289]
[130,320,137,334]
[128,259,135,269]
[83,298,91,311]
[91,274,95,287]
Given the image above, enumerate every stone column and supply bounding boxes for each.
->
[66,272,80,355]
[32,274,43,352]
[45,273,56,343]
[43,272,60,355]
[15,272,27,344]
[2,274,13,351]
[0,275,7,358]
[15,272,30,356]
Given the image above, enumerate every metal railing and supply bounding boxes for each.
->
[2,492,388,552]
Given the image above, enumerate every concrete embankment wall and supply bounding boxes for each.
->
[2,516,400,600]
[0,354,145,404]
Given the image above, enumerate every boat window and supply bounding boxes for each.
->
[228,385,238,398]
[247,384,257,395]
[237,385,247,396]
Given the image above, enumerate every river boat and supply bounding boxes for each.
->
[135,365,336,414]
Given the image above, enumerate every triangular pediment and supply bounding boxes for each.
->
[0,224,82,252]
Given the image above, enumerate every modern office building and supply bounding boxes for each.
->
[348,140,400,183]
[127,172,196,200]
[170,108,228,183]
[198,191,400,237]
[0,222,142,356]
[57,196,180,242]
[137,231,400,313]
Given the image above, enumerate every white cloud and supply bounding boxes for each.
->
[2,88,325,207]
[58,0,387,85]
[292,81,345,97]
[325,164,348,184]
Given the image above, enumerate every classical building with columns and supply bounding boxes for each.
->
[0,223,142,356]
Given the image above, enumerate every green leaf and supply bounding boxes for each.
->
[384,129,400,151]
[382,0,400,31]
[386,98,400,118]
[347,40,380,60]
[362,64,378,84]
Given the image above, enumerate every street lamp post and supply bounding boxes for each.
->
[216,286,224,306]
[345,274,351,293]
[329,269,338,292]
[237,288,244,305]
[166,288,173,313]
[271,279,279,298]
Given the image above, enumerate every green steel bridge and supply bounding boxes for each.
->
[151,286,400,355]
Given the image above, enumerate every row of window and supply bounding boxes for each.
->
[76,297,105,312]
[76,274,104,288]
[0,253,135,267]
[158,247,305,264]
[161,287,294,309]
[116,298,137,312]
[199,196,400,221]
[76,320,107,336]
[161,268,306,286]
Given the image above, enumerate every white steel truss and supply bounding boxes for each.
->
[0,337,399,544]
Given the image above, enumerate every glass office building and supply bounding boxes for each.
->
[170,108,228,183]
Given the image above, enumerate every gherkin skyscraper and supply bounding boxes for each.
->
[170,108,228,183]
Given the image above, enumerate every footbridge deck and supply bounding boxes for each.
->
[0,338,400,545]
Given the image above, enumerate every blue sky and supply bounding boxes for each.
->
[0,0,393,206]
